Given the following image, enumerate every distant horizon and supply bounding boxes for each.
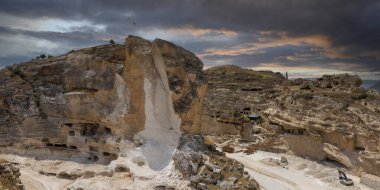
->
[1,58,380,81]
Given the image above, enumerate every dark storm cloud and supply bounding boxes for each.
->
[2,0,378,46]
[0,0,379,74]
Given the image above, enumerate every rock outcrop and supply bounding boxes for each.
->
[263,75,380,176]
[202,66,380,177]
[0,35,205,167]
[173,135,260,190]
[0,36,261,189]
[201,65,286,135]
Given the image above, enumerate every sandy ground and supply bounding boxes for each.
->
[1,150,375,190]
[0,153,189,190]
[228,151,373,190]
[20,168,72,190]
[0,154,118,190]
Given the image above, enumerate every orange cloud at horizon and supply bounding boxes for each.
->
[167,25,238,38]
[198,32,351,60]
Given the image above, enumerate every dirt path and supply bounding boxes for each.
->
[20,168,72,190]
[228,151,372,190]
[229,152,331,190]
[20,169,50,190]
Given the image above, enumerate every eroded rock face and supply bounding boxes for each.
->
[0,36,206,168]
[318,74,362,90]
[202,67,380,177]
[263,76,380,176]
[201,65,286,135]
[154,39,207,134]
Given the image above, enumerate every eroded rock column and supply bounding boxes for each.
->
[124,36,181,170]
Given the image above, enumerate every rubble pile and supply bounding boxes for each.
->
[0,159,23,190]
[174,135,260,190]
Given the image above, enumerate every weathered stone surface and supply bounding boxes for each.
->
[318,74,362,90]
[0,37,264,189]
[173,135,260,190]
[0,159,23,190]
[222,145,235,153]
[173,150,203,178]
[0,36,206,166]
[201,67,380,177]
[201,65,286,135]
[154,39,207,134]
[322,143,353,169]
[262,75,380,176]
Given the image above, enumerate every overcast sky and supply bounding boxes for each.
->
[0,0,379,79]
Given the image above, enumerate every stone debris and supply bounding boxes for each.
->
[173,135,260,190]
[280,156,288,164]
[0,159,23,190]
[222,145,235,153]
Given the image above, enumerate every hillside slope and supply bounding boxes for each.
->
[202,66,380,177]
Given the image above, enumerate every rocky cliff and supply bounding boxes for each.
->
[0,35,205,166]
[202,66,380,177]
[264,75,380,176]
[201,65,287,135]
[0,36,261,190]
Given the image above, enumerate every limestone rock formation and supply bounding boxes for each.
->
[202,67,380,177]
[263,75,380,176]
[0,35,205,168]
[0,36,261,189]
[201,65,286,135]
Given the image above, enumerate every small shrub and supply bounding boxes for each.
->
[109,39,115,44]
[10,67,26,78]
